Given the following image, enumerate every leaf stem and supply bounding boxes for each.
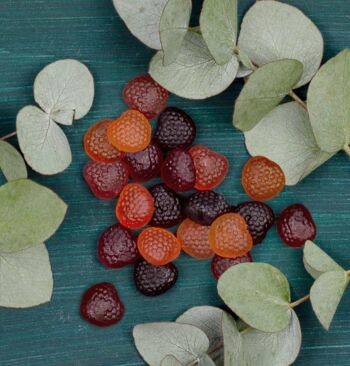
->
[0,131,17,141]
[288,91,307,110]
[290,294,310,308]
[239,325,252,335]
[343,144,350,157]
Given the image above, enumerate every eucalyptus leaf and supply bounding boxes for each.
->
[200,0,237,64]
[0,179,67,253]
[0,140,27,181]
[218,263,292,332]
[161,355,184,366]
[233,59,303,131]
[149,31,239,99]
[198,355,216,366]
[17,105,72,175]
[0,244,53,308]
[160,0,192,66]
[238,0,323,87]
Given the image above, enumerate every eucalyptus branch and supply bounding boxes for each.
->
[0,131,17,141]
[290,294,310,308]
[288,90,307,110]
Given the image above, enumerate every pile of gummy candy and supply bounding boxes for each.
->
[80,75,317,327]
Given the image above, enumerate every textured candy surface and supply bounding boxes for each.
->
[211,253,253,280]
[134,259,178,296]
[161,148,196,192]
[154,107,196,150]
[122,74,169,119]
[189,145,229,191]
[241,156,285,201]
[116,183,154,229]
[149,183,182,227]
[107,110,152,153]
[209,213,253,258]
[80,282,124,327]
[277,203,317,247]
[177,219,213,259]
[83,160,129,199]
[137,227,181,265]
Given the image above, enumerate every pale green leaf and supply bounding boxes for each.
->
[0,244,53,308]
[0,179,67,253]
[0,140,27,181]
[233,59,303,131]
[161,355,184,366]
[198,355,216,366]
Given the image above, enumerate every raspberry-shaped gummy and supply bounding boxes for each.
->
[149,183,182,227]
[211,253,253,280]
[116,183,154,229]
[98,224,140,268]
[234,201,275,245]
[137,227,181,265]
[154,107,196,150]
[209,213,253,258]
[84,119,124,163]
[277,203,317,247]
[83,160,129,199]
[123,141,163,182]
[184,190,230,225]
[242,156,285,201]
[122,74,169,119]
[134,259,178,296]
[189,145,229,191]
[107,110,151,153]
[177,219,213,259]
[80,282,124,327]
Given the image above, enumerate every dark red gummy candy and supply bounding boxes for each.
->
[211,253,253,280]
[234,201,275,245]
[149,183,182,227]
[134,259,178,296]
[184,190,230,225]
[123,142,163,182]
[277,203,316,247]
[98,223,140,268]
[161,148,196,192]
[154,107,196,150]
[80,282,124,327]
[83,160,129,199]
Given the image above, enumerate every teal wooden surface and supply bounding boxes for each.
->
[1,0,350,365]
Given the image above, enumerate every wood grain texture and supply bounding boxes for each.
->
[0,0,350,365]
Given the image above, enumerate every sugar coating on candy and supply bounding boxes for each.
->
[84,119,124,163]
[116,183,154,229]
[189,145,229,191]
[80,282,124,327]
[277,203,317,247]
[123,141,163,182]
[234,201,275,245]
[149,183,182,228]
[177,219,213,259]
[107,110,152,153]
[137,227,181,266]
[134,259,178,296]
[154,107,196,150]
[242,156,285,201]
[123,74,169,119]
[184,190,230,226]
[161,148,196,192]
[98,223,140,268]
[83,160,129,199]
[209,213,253,258]
[211,253,253,280]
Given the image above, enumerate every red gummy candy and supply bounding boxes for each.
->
[211,253,253,280]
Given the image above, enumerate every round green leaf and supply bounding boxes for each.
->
[218,263,291,332]
[0,140,27,181]
[0,179,67,253]
[222,313,244,366]
[161,356,184,366]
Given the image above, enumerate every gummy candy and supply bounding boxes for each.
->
[211,253,253,280]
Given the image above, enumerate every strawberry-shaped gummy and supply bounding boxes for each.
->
[123,141,163,182]
[116,183,154,229]
[83,160,129,199]
[98,223,140,268]
[80,282,124,327]
[161,148,196,192]
[154,107,196,150]
[137,227,181,265]
[211,253,253,280]
[189,145,229,191]
[134,259,178,296]
[149,183,182,227]
[123,74,169,119]
[184,190,230,225]
[277,204,317,247]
